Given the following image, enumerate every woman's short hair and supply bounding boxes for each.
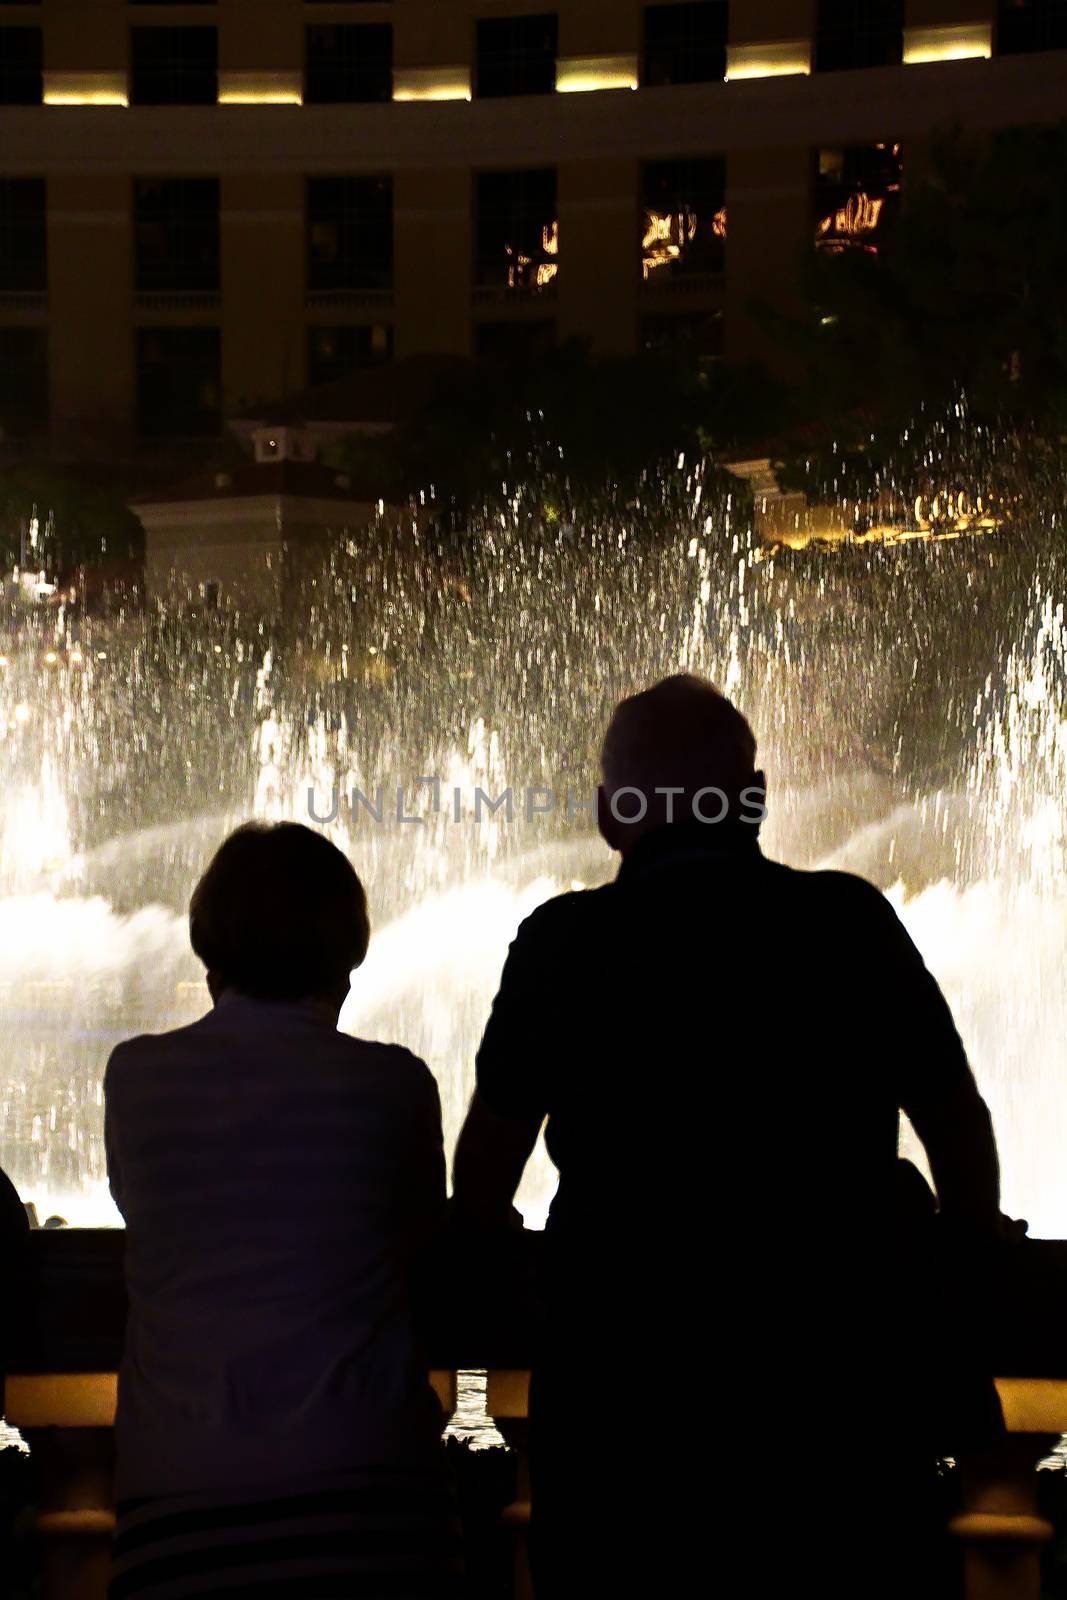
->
[189,822,370,1001]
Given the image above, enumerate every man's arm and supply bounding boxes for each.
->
[103,1050,127,1220]
[452,906,555,1226]
[452,1090,541,1227]
[870,886,1001,1232]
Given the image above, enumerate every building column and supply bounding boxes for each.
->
[221,173,305,411]
[47,174,134,453]
[557,158,638,357]
[725,144,811,374]
[394,168,472,359]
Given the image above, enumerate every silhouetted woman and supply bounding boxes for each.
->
[104,822,458,1598]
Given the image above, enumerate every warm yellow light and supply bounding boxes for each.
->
[220,93,302,106]
[556,54,639,94]
[43,72,128,107]
[218,71,302,106]
[45,91,129,106]
[725,40,810,80]
[902,23,992,64]
[393,66,472,103]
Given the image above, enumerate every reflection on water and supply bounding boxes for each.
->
[2,428,1067,1235]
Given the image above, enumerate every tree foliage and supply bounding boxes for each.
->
[0,464,144,576]
[781,122,1067,443]
[326,340,787,520]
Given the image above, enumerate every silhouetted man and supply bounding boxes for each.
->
[453,674,1001,1598]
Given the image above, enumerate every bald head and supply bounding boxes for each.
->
[598,675,764,853]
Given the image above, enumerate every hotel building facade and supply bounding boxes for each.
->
[0,0,1066,456]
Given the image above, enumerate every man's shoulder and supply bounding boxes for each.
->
[762,858,901,929]
[514,882,617,939]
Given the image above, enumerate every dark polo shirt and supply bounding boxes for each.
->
[476,822,995,1374]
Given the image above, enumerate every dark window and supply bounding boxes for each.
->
[641,159,725,280]
[308,324,393,385]
[643,3,727,86]
[813,143,902,254]
[136,327,221,437]
[815,0,903,71]
[130,27,217,105]
[0,328,47,436]
[997,0,1067,53]
[642,309,724,359]
[0,27,42,104]
[476,14,557,97]
[0,179,46,292]
[476,169,558,289]
[307,178,393,292]
[476,320,556,360]
[134,179,219,292]
[305,25,392,102]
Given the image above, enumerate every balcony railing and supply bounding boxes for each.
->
[304,288,395,312]
[9,1229,1067,1600]
[639,270,725,299]
[472,282,559,307]
[134,290,221,313]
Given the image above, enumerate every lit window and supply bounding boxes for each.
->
[0,179,46,291]
[134,179,220,292]
[130,27,217,105]
[643,2,727,87]
[997,0,1067,54]
[0,27,42,104]
[307,177,393,292]
[815,0,903,72]
[641,159,725,280]
[476,169,558,291]
[305,24,392,104]
[813,143,902,254]
[476,14,558,98]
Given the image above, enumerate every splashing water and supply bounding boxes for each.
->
[2,428,1067,1233]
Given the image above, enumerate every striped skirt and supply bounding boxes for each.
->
[109,1469,465,1599]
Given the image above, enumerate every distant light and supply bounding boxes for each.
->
[556,54,639,94]
[218,71,302,106]
[725,40,811,80]
[13,704,30,724]
[903,23,992,64]
[44,651,57,665]
[393,66,472,103]
[96,652,107,661]
[44,71,128,107]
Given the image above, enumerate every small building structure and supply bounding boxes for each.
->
[131,424,396,612]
